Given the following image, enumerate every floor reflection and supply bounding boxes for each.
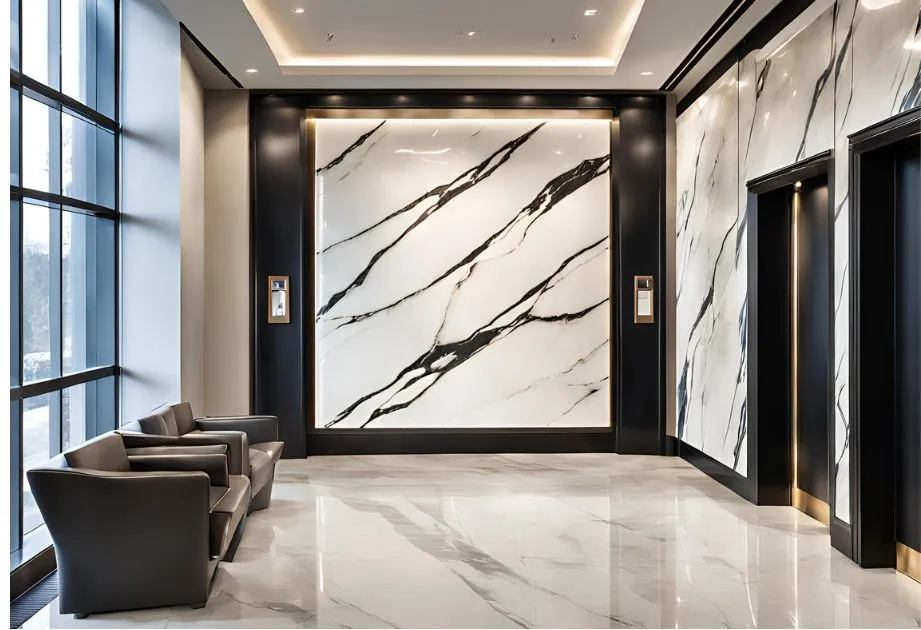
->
[23,454,921,628]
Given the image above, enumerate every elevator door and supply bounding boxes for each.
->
[895,149,921,561]
[794,182,831,513]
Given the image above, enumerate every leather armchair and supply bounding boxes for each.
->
[122,403,284,512]
[27,433,251,618]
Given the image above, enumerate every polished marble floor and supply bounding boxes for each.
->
[23,454,921,628]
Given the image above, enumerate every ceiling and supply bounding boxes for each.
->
[164,0,780,91]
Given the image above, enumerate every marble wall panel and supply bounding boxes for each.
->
[314,118,613,429]
[831,0,921,522]
[676,66,749,473]
[676,0,920,501]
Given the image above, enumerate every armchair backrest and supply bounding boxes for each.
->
[63,433,131,472]
[170,402,197,435]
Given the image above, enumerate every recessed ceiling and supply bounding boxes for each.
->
[161,0,776,90]
[242,0,643,73]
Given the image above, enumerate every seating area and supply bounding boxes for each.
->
[25,403,284,619]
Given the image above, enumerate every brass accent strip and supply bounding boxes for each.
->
[897,542,921,584]
[792,190,800,491]
[305,108,614,120]
[792,487,830,526]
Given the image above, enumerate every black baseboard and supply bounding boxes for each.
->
[664,435,679,456]
[307,428,616,456]
[831,516,854,561]
[679,440,754,502]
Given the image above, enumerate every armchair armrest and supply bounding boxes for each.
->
[118,430,249,477]
[26,468,212,612]
[179,431,249,477]
[116,431,181,449]
[128,453,229,487]
[195,415,278,445]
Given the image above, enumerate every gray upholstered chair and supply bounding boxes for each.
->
[26,433,251,618]
[119,402,283,512]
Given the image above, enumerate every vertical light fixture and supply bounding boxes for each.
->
[792,186,800,497]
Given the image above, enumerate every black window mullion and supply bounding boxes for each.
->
[50,210,62,380]
[11,400,22,552]
[49,390,62,457]
[11,201,22,388]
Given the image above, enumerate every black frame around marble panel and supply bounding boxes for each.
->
[250,92,667,458]
[848,107,921,569]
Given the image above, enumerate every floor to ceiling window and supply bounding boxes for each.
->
[9,0,118,559]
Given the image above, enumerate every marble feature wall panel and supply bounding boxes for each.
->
[741,5,836,180]
[677,0,921,523]
[315,119,612,429]
[676,66,749,473]
[831,0,921,522]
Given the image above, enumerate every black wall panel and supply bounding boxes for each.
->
[795,183,831,503]
[251,96,309,457]
[895,149,921,554]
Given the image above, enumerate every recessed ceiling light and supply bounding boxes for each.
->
[292,7,304,13]
[245,68,258,73]
[640,71,654,76]
[584,9,598,16]
[905,37,921,50]
[467,31,478,36]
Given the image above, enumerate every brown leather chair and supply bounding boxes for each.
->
[26,433,251,618]
[119,402,283,512]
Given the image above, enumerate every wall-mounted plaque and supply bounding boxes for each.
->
[634,275,654,324]
[268,276,290,324]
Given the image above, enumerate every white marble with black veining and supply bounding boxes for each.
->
[831,0,921,523]
[314,119,612,429]
[676,0,921,496]
[24,455,921,629]
[676,66,749,474]
[740,4,836,181]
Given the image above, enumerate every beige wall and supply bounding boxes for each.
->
[202,91,250,414]
[179,46,206,414]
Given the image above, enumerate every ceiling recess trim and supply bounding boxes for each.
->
[241,0,645,74]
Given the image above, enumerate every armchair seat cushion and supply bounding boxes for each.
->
[209,475,250,558]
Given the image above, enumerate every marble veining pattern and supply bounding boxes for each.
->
[830,0,921,523]
[676,66,749,474]
[25,455,921,628]
[741,4,836,180]
[315,119,612,429]
[676,0,921,513]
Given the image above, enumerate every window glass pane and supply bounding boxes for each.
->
[62,0,116,119]
[22,95,62,195]
[63,212,115,373]
[63,376,115,450]
[10,0,19,71]
[21,0,60,90]
[11,88,19,187]
[63,111,116,208]
[22,392,59,536]
[22,203,55,383]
